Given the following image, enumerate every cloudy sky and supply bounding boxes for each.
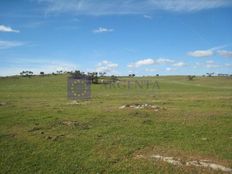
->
[0,0,232,76]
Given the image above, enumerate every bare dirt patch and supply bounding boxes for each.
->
[59,120,91,130]
[28,127,42,132]
[45,134,65,141]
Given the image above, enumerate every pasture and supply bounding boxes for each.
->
[0,75,232,173]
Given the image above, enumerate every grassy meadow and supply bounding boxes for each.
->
[0,75,232,173]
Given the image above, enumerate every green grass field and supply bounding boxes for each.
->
[0,75,232,173]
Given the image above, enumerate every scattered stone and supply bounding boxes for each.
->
[119,103,165,112]
[119,105,126,109]
[139,154,232,173]
[67,101,80,105]
[201,137,207,141]
[134,154,145,159]
[151,155,182,166]
[62,120,78,126]
[0,102,7,106]
[67,101,90,105]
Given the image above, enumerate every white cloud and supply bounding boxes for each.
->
[93,27,114,33]
[37,0,232,15]
[225,63,232,67]
[145,68,158,72]
[206,64,220,68]
[143,15,152,19]
[205,60,220,68]
[173,62,187,67]
[0,25,19,33]
[217,50,232,58]
[128,58,176,68]
[166,67,176,72]
[206,60,214,64]
[0,59,78,76]
[156,58,174,64]
[128,58,155,68]
[0,40,24,49]
[188,50,213,57]
[96,60,118,73]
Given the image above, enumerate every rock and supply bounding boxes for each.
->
[0,102,7,106]
[148,154,232,173]
[201,137,207,141]
[119,105,126,109]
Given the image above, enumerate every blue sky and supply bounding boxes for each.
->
[0,0,232,76]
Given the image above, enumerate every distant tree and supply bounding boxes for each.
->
[71,70,84,79]
[206,72,214,77]
[188,75,195,80]
[40,72,45,76]
[20,71,33,77]
[99,72,106,77]
[129,74,135,77]
[56,70,63,74]
[111,75,118,82]
[90,72,98,84]
[156,74,159,76]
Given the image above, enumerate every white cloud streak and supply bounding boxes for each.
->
[93,27,114,33]
[0,59,78,76]
[166,67,176,72]
[143,15,152,19]
[217,50,232,58]
[0,40,24,49]
[173,62,187,67]
[96,60,118,73]
[128,58,155,68]
[188,50,213,57]
[0,25,20,33]
[128,58,175,68]
[37,0,232,15]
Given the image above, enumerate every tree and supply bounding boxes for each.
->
[129,74,135,77]
[90,72,98,84]
[99,72,106,77]
[188,75,195,80]
[20,71,33,77]
[40,72,45,76]
[71,70,85,79]
[111,75,118,82]
[206,72,214,77]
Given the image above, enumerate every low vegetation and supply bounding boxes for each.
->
[0,75,231,173]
